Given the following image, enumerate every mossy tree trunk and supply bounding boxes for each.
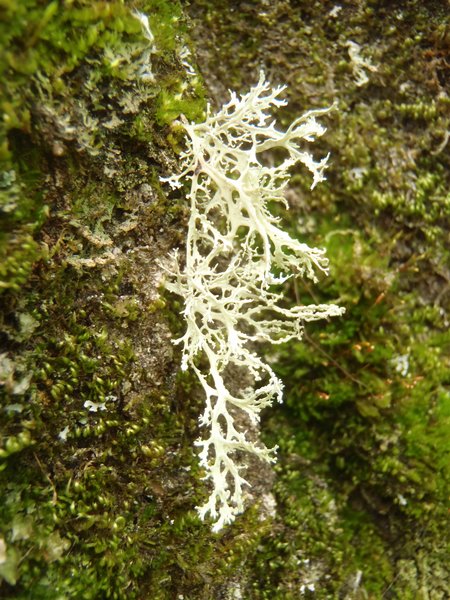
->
[1,1,449,599]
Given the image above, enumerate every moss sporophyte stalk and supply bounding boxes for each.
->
[163,72,345,531]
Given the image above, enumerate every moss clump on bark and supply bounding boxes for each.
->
[0,1,267,598]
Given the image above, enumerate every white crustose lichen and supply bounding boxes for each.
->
[163,72,345,532]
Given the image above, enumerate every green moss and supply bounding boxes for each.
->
[2,0,450,597]
[185,0,450,597]
[155,85,206,126]
[0,1,251,598]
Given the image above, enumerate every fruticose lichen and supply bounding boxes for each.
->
[164,72,344,531]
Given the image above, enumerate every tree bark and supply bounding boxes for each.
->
[1,1,449,598]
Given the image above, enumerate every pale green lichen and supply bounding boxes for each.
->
[164,72,343,530]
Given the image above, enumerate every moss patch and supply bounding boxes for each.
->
[0,1,263,598]
[187,0,450,597]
